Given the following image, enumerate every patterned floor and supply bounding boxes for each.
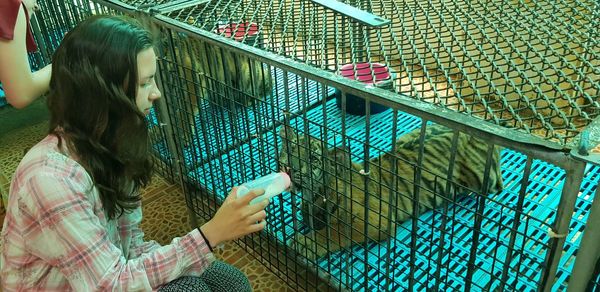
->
[0,117,297,291]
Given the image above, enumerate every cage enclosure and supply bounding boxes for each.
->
[33,0,600,291]
[143,0,600,290]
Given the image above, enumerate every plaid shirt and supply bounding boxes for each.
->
[0,135,214,291]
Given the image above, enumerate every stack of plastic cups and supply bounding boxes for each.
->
[215,22,263,48]
[335,62,394,115]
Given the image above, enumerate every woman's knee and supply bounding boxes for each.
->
[201,261,252,292]
[158,276,210,292]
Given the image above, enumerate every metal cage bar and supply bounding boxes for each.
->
[568,181,600,291]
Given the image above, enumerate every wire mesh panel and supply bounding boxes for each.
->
[27,0,120,68]
[172,72,598,290]
[156,27,332,163]
[161,0,599,145]
[155,28,343,289]
[152,25,596,287]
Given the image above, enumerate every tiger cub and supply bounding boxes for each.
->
[171,34,274,145]
[177,35,273,108]
[141,16,274,145]
[278,124,504,260]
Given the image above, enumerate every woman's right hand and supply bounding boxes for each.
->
[199,187,269,248]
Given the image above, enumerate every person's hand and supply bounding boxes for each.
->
[199,187,269,248]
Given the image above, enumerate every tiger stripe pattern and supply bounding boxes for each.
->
[278,124,504,260]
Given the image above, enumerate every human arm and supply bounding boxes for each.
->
[199,187,269,249]
[123,187,269,258]
[0,3,51,108]
[118,206,162,259]
[21,172,214,290]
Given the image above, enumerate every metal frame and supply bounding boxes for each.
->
[145,1,598,290]
[150,10,595,288]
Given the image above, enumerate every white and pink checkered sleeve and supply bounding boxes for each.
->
[17,161,214,290]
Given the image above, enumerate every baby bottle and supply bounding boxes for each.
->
[236,172,291,205]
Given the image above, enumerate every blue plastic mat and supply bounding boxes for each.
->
[180,69,335,165]
[185,97,598,291]
[150,69,334,165]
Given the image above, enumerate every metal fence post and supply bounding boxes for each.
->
[568,185,600,292]
[541,158,586,291]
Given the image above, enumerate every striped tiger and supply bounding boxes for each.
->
[177,35,273,109]
[140,18,274,145]
[168,34,273,145]
[278,124,504,260]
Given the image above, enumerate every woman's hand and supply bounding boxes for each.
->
[199,187,269,248]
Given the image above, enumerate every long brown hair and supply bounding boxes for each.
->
[48,15,156,219]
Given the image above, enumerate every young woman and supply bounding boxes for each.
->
[0,15,269,291]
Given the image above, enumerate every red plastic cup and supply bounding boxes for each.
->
[215,22,261,46]
[335,62,393,115]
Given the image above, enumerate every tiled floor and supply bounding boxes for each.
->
[0,108,299,291]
